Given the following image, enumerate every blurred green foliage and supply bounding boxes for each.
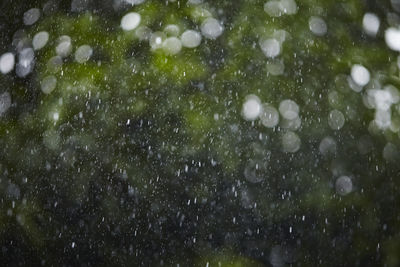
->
[1,0,400,266]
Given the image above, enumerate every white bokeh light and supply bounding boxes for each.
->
[121,12,141,31]
[363,13,380,37]
[242,94,261,121]
[351,64,370,87]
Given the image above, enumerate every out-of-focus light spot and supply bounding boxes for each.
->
[162,37,182,55]
[52,112,59,121]
[383,142,400,162]
[75,45,93,63]
[335,176,352,196]
[260,104,279,128]
[363,13,380,37]
[121,12,141,31]
[0,53,15,74]
[328,109,345,130]
[385,27,400,51]
[0,92,11,116]
[47,56,63,73]
[150,32,166,50]
[357,135,373,155]
[135,26,151,41]
[267,59,285,75]
[33,31,49,50]
[259,38,280,58]
[264,0,297,17]
[23,8,41,26]
[319,136,336,156]
[351,64,370,87]
[56,35,72,58]
[123,0,145,5]
[281,117,301,131]
[347,75,363,93]
[16,48,35,78]
[188,0,203,4]
[242,94,261,121]
[181,30,202,48]
[367,88,398,111]
[41,75,57,94]
[374,109,391,129]
[164,24,180,37]
[309,16,327,36]
[43,129,60,150]
[201,18,223,39]
[244,160,264,183]
[282,131,301,153]
[280,0,298,14]
[279,99,299,120]
[264,1,282,17]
